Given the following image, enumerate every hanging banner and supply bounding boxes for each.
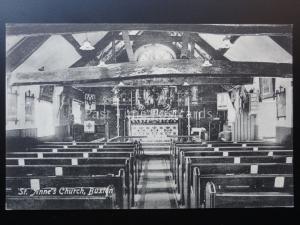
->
[249,93,259,115]
[276,89,286,118]
[191,86,198,105]
[217,92,230,111]
[84,120,95,133]
[39,85,54,102]
[85,94,96,110]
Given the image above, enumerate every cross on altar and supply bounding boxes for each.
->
[86,122,93,129]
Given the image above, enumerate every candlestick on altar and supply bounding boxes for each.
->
[116,97,120,137]
[183,82,191,137]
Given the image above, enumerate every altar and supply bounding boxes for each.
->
[128,114,178,142]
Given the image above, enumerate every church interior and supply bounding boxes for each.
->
[5,24,293,209]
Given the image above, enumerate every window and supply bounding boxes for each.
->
[72,100,82,124]
[6,90,18,123]
[259,78,275,99]
[276,87,286,118]
[39,85,54,102]
[25,90,35,122]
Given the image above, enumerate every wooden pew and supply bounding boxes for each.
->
[183,162,293,207]
[42,141,105,145]
[175,150,293,194]
[6,163,135,207]
[6,173,127,209]
[6,157,136,191]
[28,147,136,152]
[170,144,288,182]
[172,142,286,158]
[205,181,294,208]
[35,144,101,149]
[6,157,130,166]
[178,151,293,187]
[6,151,142,191]
[25,148,94,152]
[104,144,136,148]
[179,155,293,199]
[170,140,283,160]
[7,150,141,186]
[173,145,289,171]
[174,148,292,178]
[173,143,286,158]
[192,170,293,208]
[104,141,143,155]
[6,152,133,158]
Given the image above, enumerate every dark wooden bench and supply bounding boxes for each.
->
[6,151,142,188]
[7,151,133,158]
[177,152,293,190]
[183,162,293,207]
[35,144,101,149]
[6,173,127,209]
[170,140,283,158]
[174,150,293,192]
[191,171,293,208]
[170,145,288,181]
[6,157,135,184]
[172,143,285,157]
[6,163,135,207]
[42,142,104,145]
[6,157,130,166]
[205,181,294,208]
[179,155,293,197]
[25,148,95,152]
[173,145,289,169]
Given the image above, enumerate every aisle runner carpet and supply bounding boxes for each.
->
[136,157,178,209]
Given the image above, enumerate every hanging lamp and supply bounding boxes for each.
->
[202,59,212,67]
[221,35,233,49]
[80,33,95,50]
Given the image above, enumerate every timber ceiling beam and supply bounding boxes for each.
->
[122,31,135,61]
[180,32,190,58]
[105,45,125,64]
[61,34,83,56]
[191,33,228,60]
[72,77,253,87]
[221,36,240,55]
[6,35,51,72]
[6,24,292,37]
[190,40,195,59]
[8,59,292,86]
[70,32,113,67]
[270,36,292,55]
[114,34,182,42]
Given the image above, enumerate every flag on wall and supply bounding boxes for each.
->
[249,93,259,115]
[39,85,54,102]
[217,92,230,111]
[84,120,95,133]
[85,94,96,110]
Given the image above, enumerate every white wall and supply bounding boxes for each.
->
[275,78,293,128]
[245,77,293,141]
[6,85,40,130]
[256,99,277,139]
[6,85,63,137]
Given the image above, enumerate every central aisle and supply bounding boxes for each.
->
[135,156,178,209]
